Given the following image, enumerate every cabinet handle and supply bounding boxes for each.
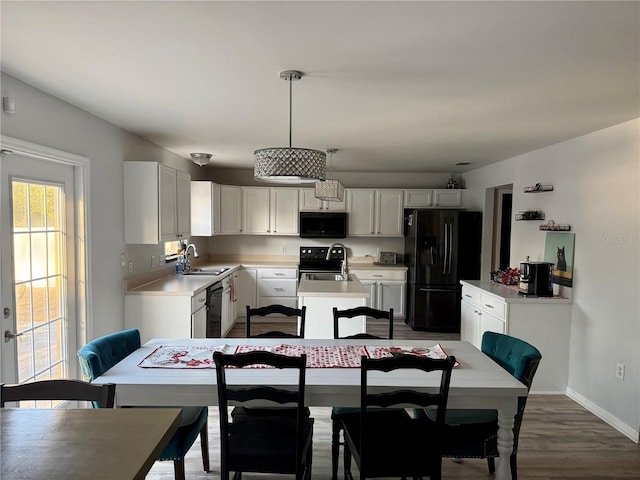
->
[373,274,383,277]
[464,294,472,298]
[274,287,285,292]
[484,304,494,309]
[198,297,205,304]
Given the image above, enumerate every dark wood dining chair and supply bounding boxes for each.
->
[1,379,116,408]
[333,306,394,340]
[417,331,542,480]
[214,350,314,480]
[77,328,209,480]
[341,354,456,480]
[246,304,306,338]
[331,305,396,480]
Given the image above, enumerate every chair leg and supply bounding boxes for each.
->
[173,458,185,480]
[510,453,518,480]
[344,443,353,480]
[200,418,210,472]
[331,418,341,480]
[487,456,495,474]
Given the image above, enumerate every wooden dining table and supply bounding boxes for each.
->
[93,338,527,480]
[1,407,182,480]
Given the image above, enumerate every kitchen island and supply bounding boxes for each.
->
[297,273,369,338]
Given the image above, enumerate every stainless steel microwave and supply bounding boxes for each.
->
[299,212,347,239]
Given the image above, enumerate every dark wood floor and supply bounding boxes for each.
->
[145,320,640,479]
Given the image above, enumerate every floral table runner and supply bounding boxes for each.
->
[138,343,456,369]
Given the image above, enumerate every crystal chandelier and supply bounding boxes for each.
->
[254,70,326,184]
[190,153,212,167]
[315,148,344,201]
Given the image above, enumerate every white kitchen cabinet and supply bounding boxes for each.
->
[219,185,242,234]
[349,268,407,319]
[257,267,298,309]
[403,189,463,208]
[191,181,221,236]
[242,187,299,235]
[242,187,271,234]
[124,161,191,244]
[346,189,404,237]
[299,188,346,211]
[270,188,299,234]
[234,268,257,317]
[125,289,207,344]
[221,275,235,336]
[460,280,572,393]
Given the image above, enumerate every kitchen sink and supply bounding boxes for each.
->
[305,273,349,281]
[182,267,229,276]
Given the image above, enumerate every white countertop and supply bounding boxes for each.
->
[297,274,369,298]
[461,280,572,304]
[126,264,240,296]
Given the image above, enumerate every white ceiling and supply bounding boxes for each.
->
[1,1,638,174]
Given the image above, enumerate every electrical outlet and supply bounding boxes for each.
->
[128,261,134,275]
[150,255,155,268]
[616,362,625,380]
[282,246,287,254]
[121,253,126,268]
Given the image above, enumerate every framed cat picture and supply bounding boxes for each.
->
[544,232,575,287]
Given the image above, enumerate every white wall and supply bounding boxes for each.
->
[464,118,640,439]
[0,73,201,339]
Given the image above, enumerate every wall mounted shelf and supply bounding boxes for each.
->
[515,211,545,221]
[524,183,554,193]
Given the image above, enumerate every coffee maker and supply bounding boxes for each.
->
[518,261,554,297]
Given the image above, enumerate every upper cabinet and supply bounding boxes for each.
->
[346,189,404,237]
[219,185,242,234]
[404,189,463,208]
[242,187,299,235]
[191,181,221,236]
[124,161,191,244]
[299,188,346,211]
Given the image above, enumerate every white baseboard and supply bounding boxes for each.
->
[566,387,639,443]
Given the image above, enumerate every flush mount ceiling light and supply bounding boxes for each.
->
[315,148,344,202]
[190,153,212,167]
[254,70,326,184]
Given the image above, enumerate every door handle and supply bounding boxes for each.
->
[4,330,24,343]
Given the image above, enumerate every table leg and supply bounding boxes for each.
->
[495,398,517,480]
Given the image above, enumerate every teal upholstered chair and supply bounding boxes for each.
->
[419,331,541,480]
[77,329,210,480]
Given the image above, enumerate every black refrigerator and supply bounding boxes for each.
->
[404,209,482,332]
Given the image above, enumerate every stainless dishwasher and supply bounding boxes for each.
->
[206,282,223,338]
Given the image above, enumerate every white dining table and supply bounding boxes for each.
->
[93,338,526,480]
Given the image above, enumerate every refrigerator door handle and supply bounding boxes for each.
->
[418,287,457,292]
[447,220,453,274]
[443,220,448,274]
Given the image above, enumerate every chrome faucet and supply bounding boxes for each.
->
[183,243,199,272]
[327,243,348,278]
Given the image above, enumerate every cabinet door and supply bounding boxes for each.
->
[221,288,233,336]
[359,280,376,309]
[299,188,323,210]
[375,190,404,236]
[234,268,257,316]
[159,164,178,241]
[176,170,191,238]
[433,189,462,207]
[460,299,480,348]
[219,185,242,234]
[404,189,433,208]
[271,188,299,234]
[191,181,220,236]
[481,310,506,336]
[191,306,207,339]
[378,282,406,319]
[347,189,375,235]
[243,187,271,234]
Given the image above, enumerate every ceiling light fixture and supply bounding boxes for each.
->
[190,153,212,167]
[314,148,344,201]
[254,70,326,184]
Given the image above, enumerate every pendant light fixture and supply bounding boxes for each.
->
[254,70,326,184]
[190,153,212,167]
[314,148,344,201]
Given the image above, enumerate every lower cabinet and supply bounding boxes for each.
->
[460,281,572,393]
[349,268,406,319]
[257,267,298,309]
[125,289,207,344]
[221,275,235,336]
[234,268,257,318]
